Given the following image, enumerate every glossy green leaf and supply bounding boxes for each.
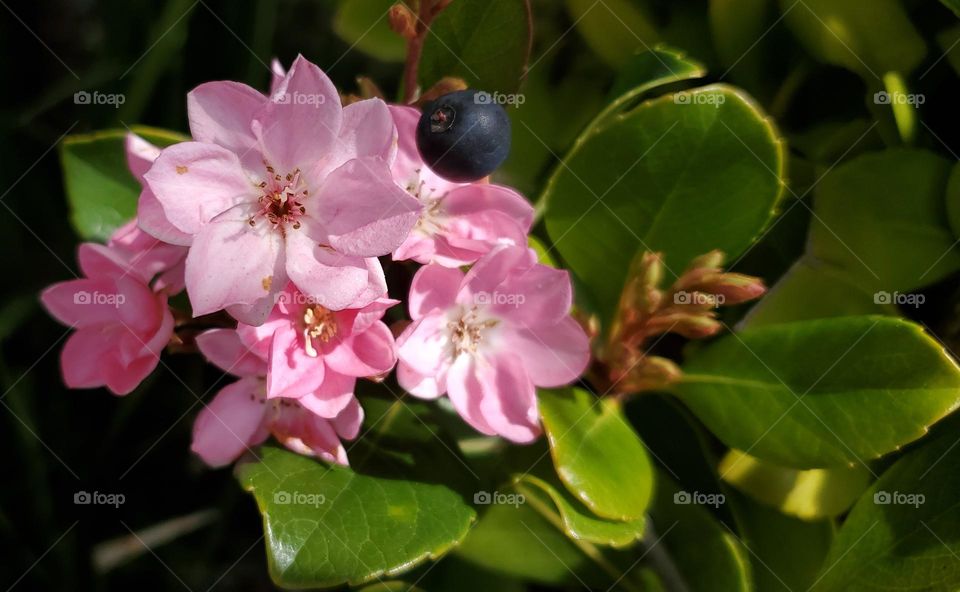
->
[606,46,707,109]
[59,126,187,242]
[676,316,960,469]
[236,446,476,588]
[719,449,871,520]
[813,435,960,591]
[647,473,753,592]
[543,84,785,326]
[778,0,926,77]
[740,256,890,328]
[566,0,659,67]
[419,0,531,95]
[333,0,406,63]
[515,474,646,548]
[539,388,654,521]
[809,149,960,292]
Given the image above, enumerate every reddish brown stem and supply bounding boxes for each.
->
[401,0,445,104]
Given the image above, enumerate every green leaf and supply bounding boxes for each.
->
[565,0,659,67]
[60,126,187,242]
[543,84,785,326]
[812,435,960,591]
[647,472,753,592]
[236,446,476,588]
[515,473,646,548]
[947,162,960,241]
[419,0,532,95]
[606,46,707,108]
[539,389,654,521]
[719,449,872,520]
[809,149,960,292]
[941,0,960,16]
[778,0,926,77]
[740,256,890,328]
[676,316,960,469]
[333,0,406,63]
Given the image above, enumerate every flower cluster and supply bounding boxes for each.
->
[41,56,590,466]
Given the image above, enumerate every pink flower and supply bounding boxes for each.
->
[389,106,534,267]
[108,219,187,294]
[142,55,421,325]
[128,133,194,246]
[233,284,398,414]
[190,325,364,467]
[40,243,175,395]
[396,246,590,442]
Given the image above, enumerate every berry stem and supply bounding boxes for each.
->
[401,0,448,104]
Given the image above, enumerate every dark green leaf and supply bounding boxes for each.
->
[333,0,406,63]
[565,0,659,67]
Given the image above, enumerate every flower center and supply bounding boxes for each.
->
[448,307,498,356]
[250,163,308,232]
[405,169,447,236]
[302,304,337,357]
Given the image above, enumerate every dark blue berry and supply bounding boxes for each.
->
[416,90,512,183]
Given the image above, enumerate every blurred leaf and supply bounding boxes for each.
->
[809,149,960,292]
[566,0,659,67]
[709,0,777,93]
[778,0,926,77]
[515,473,646,548]
[539,388,653,521]
[604,46,707,121]
[947,162,960,241]
[333,0,406,63]
[727,490,834,592]
[236,446,476,588]
[677,316,960,469]
[940,0,960,17]
[357,583,426,592]
[419,0,532,95]
[543,84,785,327]
[813,435,960,591]
[59,126,187,241]
[740,256,890,328]
[719,449,871,520]
[936,23,960,77]
[647,472,752,592]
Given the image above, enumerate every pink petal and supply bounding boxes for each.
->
[397,362,446,399]
[408,264,462,320]
[254,54,342,173]
[187,81,265,169]
[41,278,123,328]
[191,377,267,468]
[284,230,384,310]
[144,141,254,236]
[494,265,573,326]
[184,204,286,317]
[196,328,266,377]
[324,321,396,377]
[445,355,497,436]
[137,188,194,246]
[60,326,120,389]
[105,353,161,395]
[125,133,161,182]
[269,58,286,94]
[476,354,541,443]
[443,184,534,230]
[502,317,589,387]
[77,243,133,279]
[299,370,356,418]
[458,245,536,305]
[396,312,453,377]
[315,98,397,179]
[313,158,421,257]
[266,325,325,399]
[332,397,364,440]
